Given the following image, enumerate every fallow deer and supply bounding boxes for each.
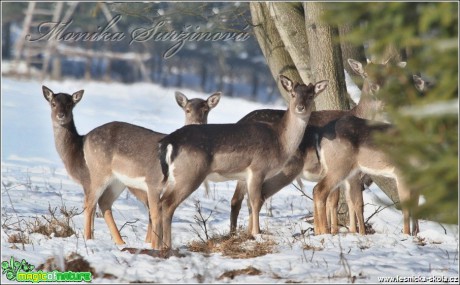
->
[43,86,220,247]
[312,115,418,236]
[157,76,328,249]
[230,58,414,236]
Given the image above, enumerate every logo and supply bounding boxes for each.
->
[1,257,92,283]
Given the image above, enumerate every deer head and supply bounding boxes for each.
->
[348,58,407,96]
[279,75,328,121]
[175,91,221,125]
[43,86,84,125]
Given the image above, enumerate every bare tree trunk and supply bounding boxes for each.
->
[305,2,351,227]
[2,21,11,59]
[339,23,366,90]
[250,2,302,102]
[304,2,349,111]
[268,2,312,85]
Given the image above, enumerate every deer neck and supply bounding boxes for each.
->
[276,108,309,158]
[352,84,380,120]
[53,120,85,181]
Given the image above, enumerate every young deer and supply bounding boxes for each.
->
[43,86,220,247]
[158,76,328,249]
[230,58,411,236]
[325,74,432,236]
[312,115,418,236]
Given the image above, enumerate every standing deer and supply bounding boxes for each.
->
[230,58,415,236]
[43,86,220,247]
[158,76,328,249]
[312,115,418,236]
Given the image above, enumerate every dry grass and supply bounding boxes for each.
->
[303,243,324,251]
[218,266,262,280]
[3,204,78,245]
[29,205,78,238]
[7,232,30,244]
[364,223,376,235]
[187,231,277,259]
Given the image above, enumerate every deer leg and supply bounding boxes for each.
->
[83,190,99,241]
[161,172,206,249]
[246,195,253,235]
[230,181,247,234]
[203,180,211,198]
[146,183,162,250]
[160,185,195,249]
[411,192,420,236]
[98,181,126,245]
[395,172,412,235]
[230,157,303,235]
[247,172,265,237]
[145,216,153,243]
[313,180,330,235]
[127,187,151,243]
[355,181,365,235]
[344,180,357,234]
[347,175,365,235]
[296,177,304,190]
[327,188,340,234]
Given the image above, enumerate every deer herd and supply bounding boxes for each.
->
[42,58,426,250]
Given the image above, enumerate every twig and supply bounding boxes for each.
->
[438,222,447,235]
[191,200,213,242]
[291,182,313,201]
[364,202,396,224]
[119,218,141,233]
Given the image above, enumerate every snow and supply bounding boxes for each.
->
[1,77,458,283]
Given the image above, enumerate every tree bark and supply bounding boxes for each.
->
[304,2,351,226]
[339,23,366,90]
[304,2,349,111]
[250,2,302,102]
[268,2,312,85]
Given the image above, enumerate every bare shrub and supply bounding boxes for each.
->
[28,204,79,238]
[3,203,79,245]
[7,232,30,244]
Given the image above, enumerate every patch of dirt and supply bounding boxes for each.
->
[121,247,186,258]
[218,266,262,280]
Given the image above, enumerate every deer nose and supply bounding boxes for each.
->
[57,113,65,120]
[296,105,305,113]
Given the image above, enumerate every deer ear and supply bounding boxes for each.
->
[348,58,365,77]
[279,75,294,92]
[207,92,221,109]
[397,61,407,68]
[42,85,54,102]
[413,75,425,92]
[175,91,188,108]
[72,90,84,104]
[314,80,329,96]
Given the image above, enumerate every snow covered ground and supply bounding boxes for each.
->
[1,76,458,283]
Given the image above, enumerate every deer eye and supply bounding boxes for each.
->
[51,101,56,108]
[186,109,191,113]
